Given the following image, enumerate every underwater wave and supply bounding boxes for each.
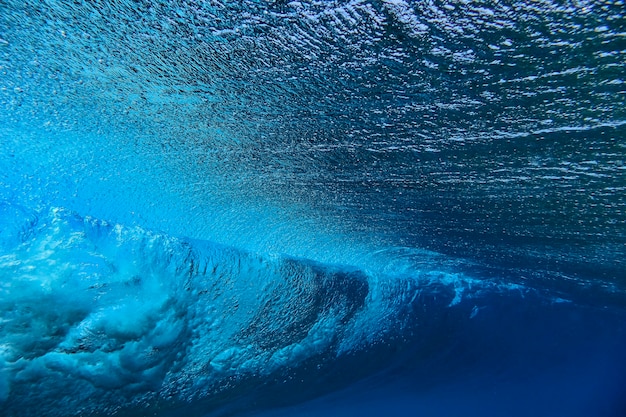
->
[1,204,625,417]
[1,0,626,416]
[0,204,479,416]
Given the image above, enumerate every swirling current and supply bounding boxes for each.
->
[1,1,625,417]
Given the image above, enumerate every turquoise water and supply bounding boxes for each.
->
[1,1,625,416]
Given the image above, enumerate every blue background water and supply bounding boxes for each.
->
[1,1,625,416]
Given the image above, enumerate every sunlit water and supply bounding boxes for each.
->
[1,1,625,416]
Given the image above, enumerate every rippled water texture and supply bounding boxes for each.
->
[1,1,625,417]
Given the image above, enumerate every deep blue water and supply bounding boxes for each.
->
[1,1,625,417]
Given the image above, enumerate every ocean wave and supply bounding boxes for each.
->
[0,204,519,417]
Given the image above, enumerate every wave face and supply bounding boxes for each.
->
[1,1,626,416]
